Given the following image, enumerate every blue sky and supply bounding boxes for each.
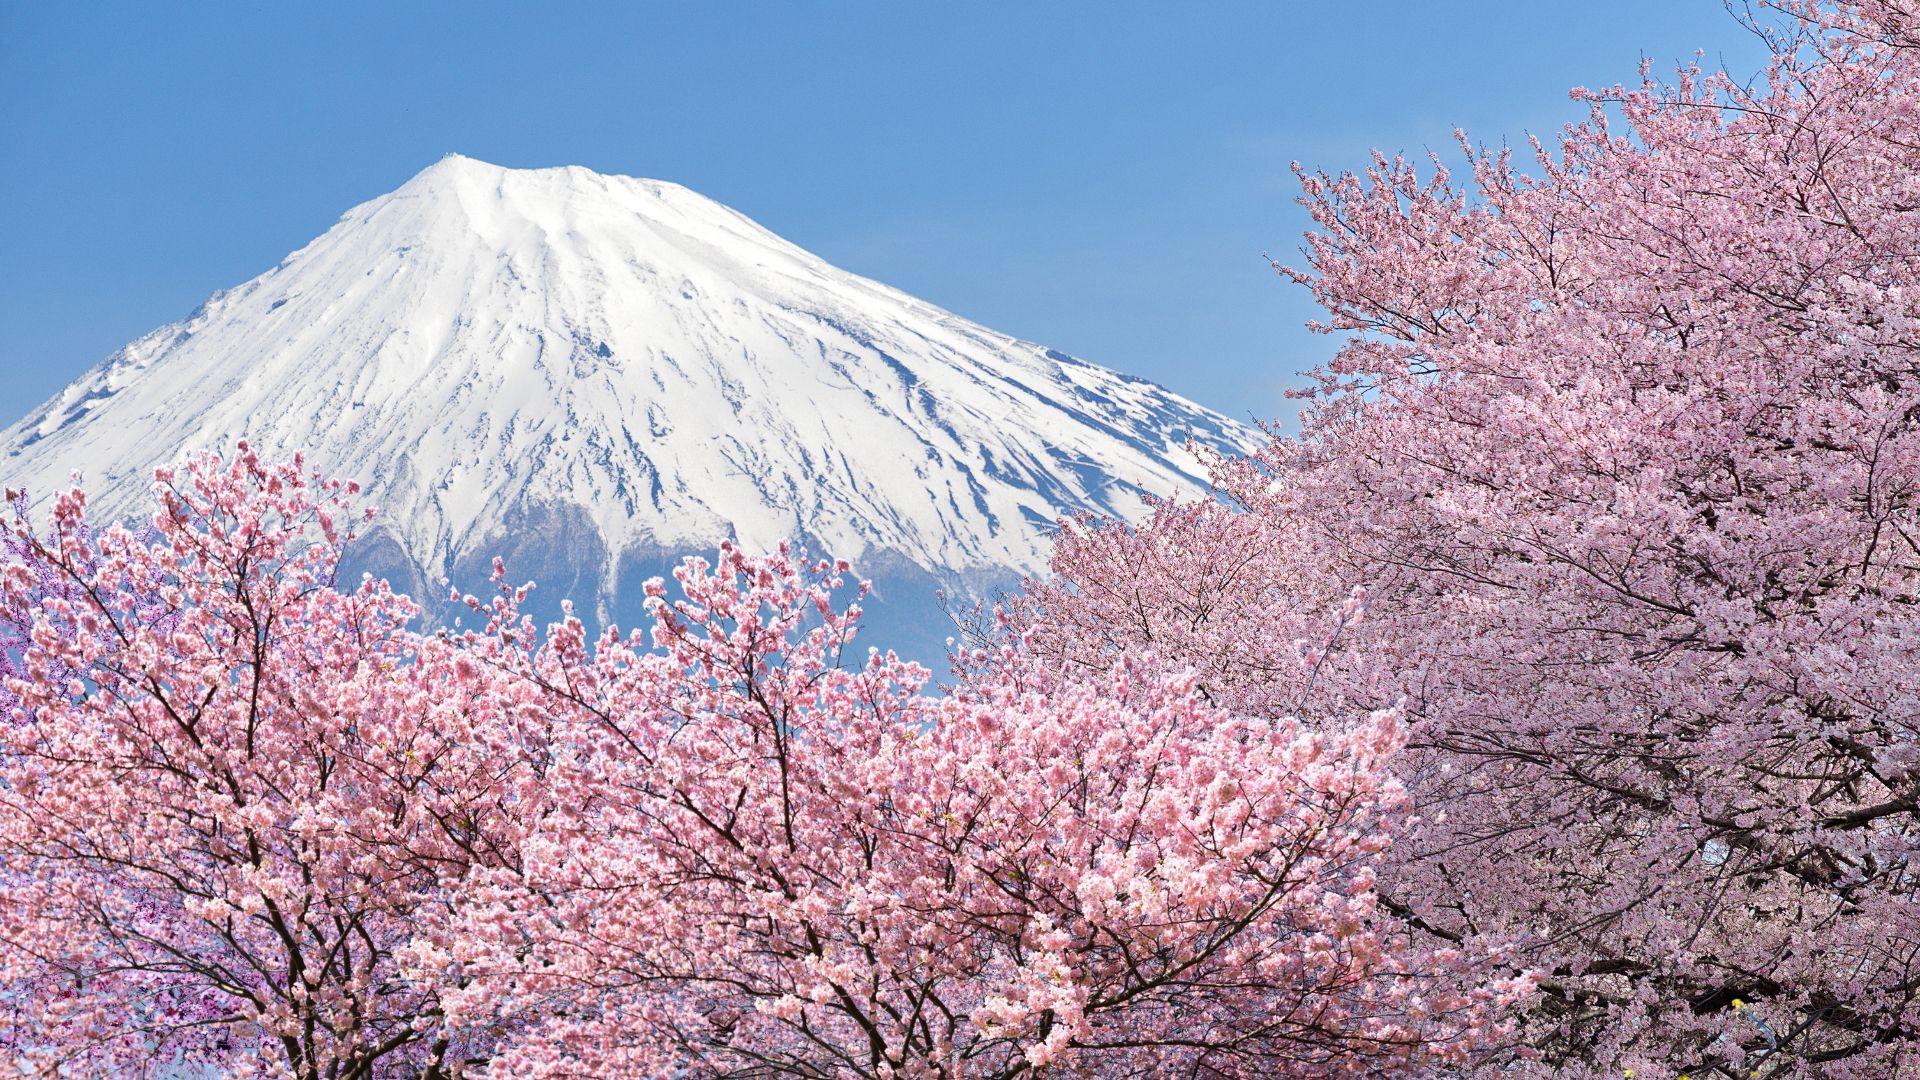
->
[0,2,1772,428]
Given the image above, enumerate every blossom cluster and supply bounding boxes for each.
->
[1002,1,1920,1073]
[0,450,1510,1077]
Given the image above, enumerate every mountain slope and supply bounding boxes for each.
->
[1,155,1257,648]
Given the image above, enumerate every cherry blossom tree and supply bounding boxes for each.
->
[0,447,548,1077]
[428,541,1517,1078]
[0,450,1513,1076]
[1004,1,1920,1074]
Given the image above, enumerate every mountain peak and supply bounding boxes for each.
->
[0,162,1257,649]
[408,152,636,185]
[421,150,502,174]
[397,155,717,216]
[357,156,820,300]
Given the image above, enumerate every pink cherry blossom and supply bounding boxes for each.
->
[0,447,550,1075]
[1005,2,1920,1074]
[0,451,1510,1076]
[439,541,1514,1076]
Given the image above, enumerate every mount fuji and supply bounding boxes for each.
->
[1,155,1257,657]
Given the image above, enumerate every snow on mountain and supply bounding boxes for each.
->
[1,155,1258,651]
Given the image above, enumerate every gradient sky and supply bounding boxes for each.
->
[0,2,1774,429]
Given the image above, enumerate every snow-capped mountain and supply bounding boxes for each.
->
[1,155,1256,654]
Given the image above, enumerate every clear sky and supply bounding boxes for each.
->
[0,2,1773,429]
